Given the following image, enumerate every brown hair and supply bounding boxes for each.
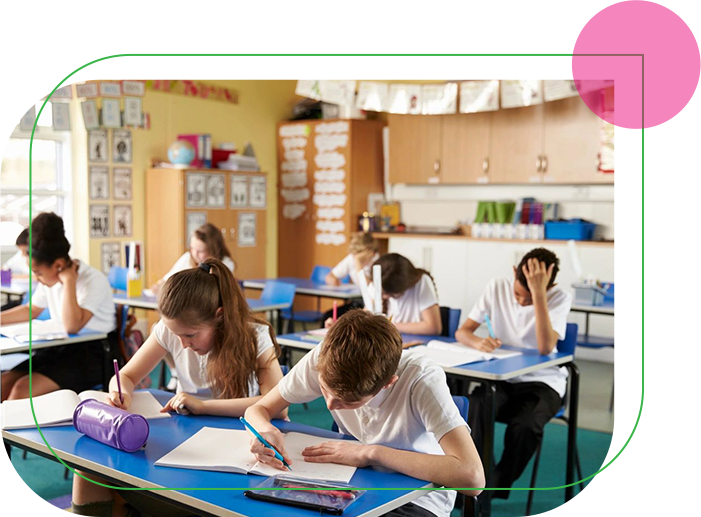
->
[348,232,378,255]
[189,223,234,268]
[373,253,437,299]
[318,310,402,402]
[158,258,279,399]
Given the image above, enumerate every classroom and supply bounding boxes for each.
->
[1,79,614,517]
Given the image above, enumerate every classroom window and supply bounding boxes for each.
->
[0,104,72,246]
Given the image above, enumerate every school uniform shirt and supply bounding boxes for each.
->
[162,252,235,281]
[330,253,380,286]
[386,274,439,324]
[30,259,116,333]
[3,250,30,275]
[153,320,274,398]
[467,278,573,397]
[278,345,468,517]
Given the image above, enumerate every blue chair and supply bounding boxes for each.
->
[440,306,462,338]
[108,266,128,292]
[281,266,330,329]
[21,292,50,320]
[260,281,296,334]
[525,322,583,515]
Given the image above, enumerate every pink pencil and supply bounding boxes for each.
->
[333,301,338,322]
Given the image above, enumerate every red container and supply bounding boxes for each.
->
[212,149,237,169]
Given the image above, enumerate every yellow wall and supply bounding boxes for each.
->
[83,80,300,277]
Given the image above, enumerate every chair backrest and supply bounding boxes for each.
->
[108,266,128,292]
[439,306,462,337]
[260,281,296,309]
[603,282,615,303]
[557,322,579,355]
[310,265,332,284]
[280,364,289,376]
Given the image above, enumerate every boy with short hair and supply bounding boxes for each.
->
[455,247,572,498]
[245,310,484,517]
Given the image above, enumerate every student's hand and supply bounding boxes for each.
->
[249,428,292,470]
[353,250,375,272]
[522,259,555,297]
[473,337,502,353]
[302,441,374,468]
[324,317,337,329]
[57,261,79,285]
[150,281,162,295]
[161,393,204,415]
[107,390,132,411]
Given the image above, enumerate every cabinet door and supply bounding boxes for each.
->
[388,114,442,184]
[490,104,544,183]
[441,113,492,184]
[542,93,612,184]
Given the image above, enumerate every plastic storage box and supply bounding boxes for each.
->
[572,283,608,306]
[544,219,596,241]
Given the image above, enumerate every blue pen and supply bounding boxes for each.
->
[239,417,292,470]
[485,314,496,339]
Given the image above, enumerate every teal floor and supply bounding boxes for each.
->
[8,366,612,517]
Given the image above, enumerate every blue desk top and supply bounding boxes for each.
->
[244,278,360,300]
[0,327,108,354]
[277,332,574,382]
[114,293,286,314]
[4,390,430,517]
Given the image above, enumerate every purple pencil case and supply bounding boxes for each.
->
[73,399,149,452]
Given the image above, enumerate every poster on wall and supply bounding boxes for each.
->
[113,167,132,200]
[186,173,207,207]
[112,130,132,163]
[88,130,108,163]
[459,80,500,113]
[206,174,225,208]
[500,80,543,109]
[51,103,71,131]
[113,205,133,237]
[356,81,389,112]
[102,99,121,129]
[81,100,100,130]
[124,97,142,127]
[249,176,267,209]
[90,205,110,237]
[238,213,257,247]
[19,106,37,131]
[186,212,207,242]
[230,175,248,208]
[388,84,422,114]
[76,82,99,98]
[101,242,121,274]
[89,166,109,200]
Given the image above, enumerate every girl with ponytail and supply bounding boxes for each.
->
[71,258,284,516]
[1,213,116,401]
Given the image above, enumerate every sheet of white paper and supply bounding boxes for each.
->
[1,389,79,429]
[0,320,68,343]
[412,341,521,367]
[77,391,170,420]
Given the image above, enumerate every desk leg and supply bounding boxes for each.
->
[565,362,580,502]
[584,313,590,336]
[480,381,496,517]
[101,338,112,388]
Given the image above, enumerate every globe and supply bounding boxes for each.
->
[167,140,195,166]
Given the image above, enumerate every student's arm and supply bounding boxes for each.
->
[325,272,341,286]
[58,263,93,333]
[107,333,168,410]
[393,304,442,335]
[455,318,502,352]
[170,348,289,418]
[244,386,294,469]
[522,259,559,354]
[303,426,484,496]
[0,304,43,323]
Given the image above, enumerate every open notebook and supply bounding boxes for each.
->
[409,341,522,368]
[1,389,170,430]
[155,427,356,483]
[0,320,69,342]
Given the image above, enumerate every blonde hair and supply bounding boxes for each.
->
[348,232,378,255]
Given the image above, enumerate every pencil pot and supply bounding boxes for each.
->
[73,399,149,452]
[126,276,142,297]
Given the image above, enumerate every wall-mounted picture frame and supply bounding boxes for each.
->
[89,166,109,200]
[19,106,36,132]
[81,100,100,130]
[76,82,99,98]
[101,242,121,274]
[99,81,122,97]
[186,212,207,242]
[113,205,133,237]
[88,130,108,163]
[101,98,122,129]
[123,97,142,127]
[113,167,132,200]
[186,173,207,208]
[206,174,226,208]
[112,129,132,164]
[230,175,248,208]
[90,205,110,238]
[249,176,267,209]
[51,102,71,131]
[238,213,257,247]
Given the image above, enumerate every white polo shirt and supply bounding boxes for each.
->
[330,253,380,287]
[278,344,468,517]
[163,252,235,281]
[386,274,439,324]
[154,320,274,398]
[467,278,572,397]
[30,259,116,333]
[3,250,30,275]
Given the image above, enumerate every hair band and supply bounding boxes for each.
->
[199,262,212,273]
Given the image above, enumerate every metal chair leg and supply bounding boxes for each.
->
[526,440,543,516]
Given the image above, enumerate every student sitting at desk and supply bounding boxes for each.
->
[71,258,285,517]
[454,248,572,499]
[1,213,116,401]
[327,253,442,335]
[246,310,484,517]
[149,222,234,295]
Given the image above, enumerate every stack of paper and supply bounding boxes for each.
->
[0,320,69,342]
[410,341,521,368]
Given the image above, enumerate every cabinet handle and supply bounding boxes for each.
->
[229,228,235,238]
[535,155,542,172]
[541,155,548,174]
[433,159,441,174]
[482,158,489,174]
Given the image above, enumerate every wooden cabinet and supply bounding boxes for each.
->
[387,115,442,184]
[145,168,268,286]
[441,113,492,184]
[490,104,545,184]
[277,119,385,282]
